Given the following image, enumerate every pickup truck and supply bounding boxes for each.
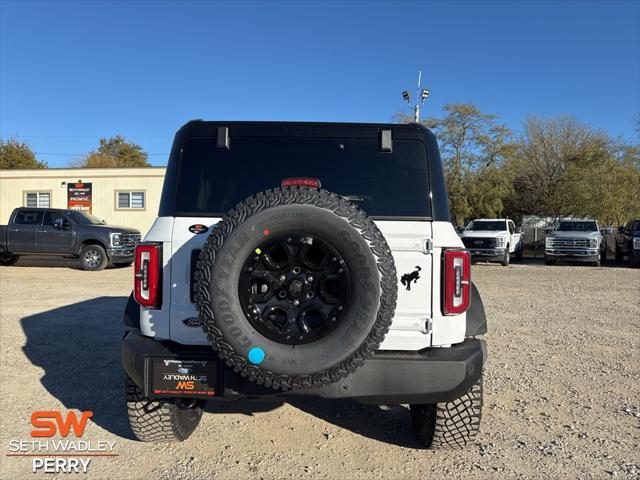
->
[614,219,640,267]
[0,207,141,270]
[544,218,604,266]
[459,218,523,266]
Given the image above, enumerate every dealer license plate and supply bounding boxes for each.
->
[147,358,218,399]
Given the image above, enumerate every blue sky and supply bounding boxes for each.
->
[1,0,638,167]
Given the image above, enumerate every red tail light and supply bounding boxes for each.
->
[134,243,162,308]
[442,249,471,315]
[281,178,321,189]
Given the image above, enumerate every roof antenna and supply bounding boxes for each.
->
[402,69,430,123]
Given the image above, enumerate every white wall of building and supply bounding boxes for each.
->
[0,167,167,235]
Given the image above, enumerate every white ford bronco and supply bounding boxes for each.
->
[460,218,524,266]
[122,121,487,448]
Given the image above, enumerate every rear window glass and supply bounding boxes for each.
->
[173,137,430,218]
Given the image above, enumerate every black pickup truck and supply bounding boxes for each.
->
[0,207,141,270]
[614,219,640,267]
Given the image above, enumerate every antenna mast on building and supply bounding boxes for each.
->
[402,69,430,123]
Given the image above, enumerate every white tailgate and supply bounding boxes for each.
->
[164,217,444,351]
[375,220,432,350]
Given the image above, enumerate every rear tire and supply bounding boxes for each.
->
[125,376,203,443]
[0,254,19,266]
[80,244,108,271]
[410,375,483,449]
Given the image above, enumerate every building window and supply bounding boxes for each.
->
[25,192,51,208]
[117,191,145,209]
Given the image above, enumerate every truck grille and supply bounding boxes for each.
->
[548,238,590,248]
[462,237,497,248]
[119,233,141,247]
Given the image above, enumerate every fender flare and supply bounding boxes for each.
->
[466,282,487,336]
[123,292,140,329]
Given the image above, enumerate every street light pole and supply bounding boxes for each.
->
[402,69,429,123]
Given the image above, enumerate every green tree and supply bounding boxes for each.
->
[74,135,149,167]
[506,116,640,225]
[402,103,515,225]
[0,138,47,169]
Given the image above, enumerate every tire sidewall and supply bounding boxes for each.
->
[205,204,382,377]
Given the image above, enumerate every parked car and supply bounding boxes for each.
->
[459,218,523,266]
[121,120,487,449]
[544,218,604,266]
[0,207,141,270]
[614,219,640,267]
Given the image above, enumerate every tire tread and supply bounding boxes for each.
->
[411,376,483,449]
[125,376,202,443]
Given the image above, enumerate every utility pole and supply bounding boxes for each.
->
[402,70,430,123]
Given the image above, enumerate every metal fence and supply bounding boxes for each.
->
[520,227,546,258]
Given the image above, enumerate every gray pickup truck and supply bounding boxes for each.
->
[544,218,605,266]
[0,207,141,270]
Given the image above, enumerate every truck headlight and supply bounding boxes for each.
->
[110,233,122,247]
[589,238,598,248]
[634,237,640,249]
[496,237,505,247]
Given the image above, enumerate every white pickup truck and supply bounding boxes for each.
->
[460,219,523,266]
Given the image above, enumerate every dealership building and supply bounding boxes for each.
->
[0,167,167,234]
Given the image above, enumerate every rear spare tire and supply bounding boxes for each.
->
[195,187,397,390]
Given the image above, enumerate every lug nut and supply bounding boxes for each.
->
[278,291,286,299]
[292,267,301,275]
[307,275,314,283]
[293,299,300,307]
[279,274,286,282]
[306,291,314,298]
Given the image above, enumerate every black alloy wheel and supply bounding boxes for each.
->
[239,235,351,345]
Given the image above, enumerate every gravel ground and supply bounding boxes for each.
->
[1,258,639,479]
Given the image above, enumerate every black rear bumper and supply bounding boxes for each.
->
[122,331,486,405]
